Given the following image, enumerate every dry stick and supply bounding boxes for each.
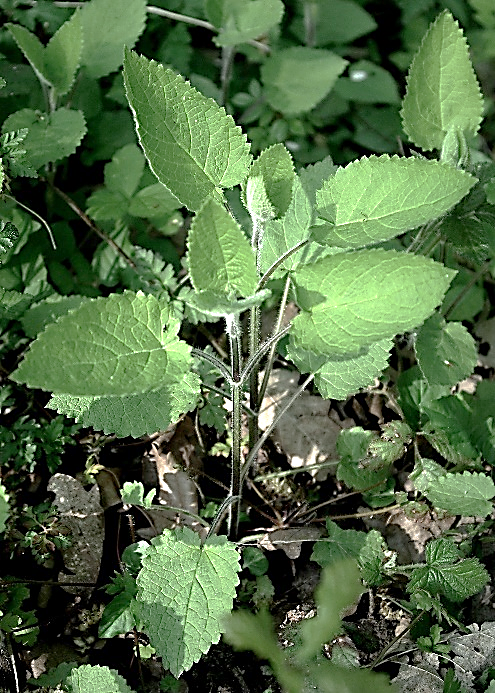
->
[50,183,137,269]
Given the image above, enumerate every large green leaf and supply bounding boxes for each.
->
[65,664,136,693]
[314,155,476,249]
[292,249,456,357]
[287,336,392,400]
[7,10,82,95]
[415,313,477,388]
[11,291,192,397]
[123,50,252,211]
[261,47,348,116]
[424,471,495,517]
[2,108,86,170]
[187,198,258,297]
[401,11,484,151]
[206,0,284,47]
[80,0,147,78]
[136,527,240,677]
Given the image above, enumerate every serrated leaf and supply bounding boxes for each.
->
[123,49,252,211]
[261,47,348,116]
[401,11,484,151]
[65,664,136,693]
[2,107,86,170]
[287,336,392,400]
[136,526,240,677]
[314,155,476,249]
[358,530,388,586]
[187,198,258,297]
[11,291,191,397]
[424,471,495,516]
[311,519,367,567]
[208,0,285,47]
[121,481,155,508]
[415,313,477,388]
[408,538,489,602]
[242,144,295,223]
[80,0,147,78]
[7,10,83,95]
[99,573,138,639]
[292,249,455,358]
[48,362,199,438]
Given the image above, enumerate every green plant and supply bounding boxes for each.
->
[1,1,495,691]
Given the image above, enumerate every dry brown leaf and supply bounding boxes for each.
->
[259,369,352,475]
[47,473,104,592]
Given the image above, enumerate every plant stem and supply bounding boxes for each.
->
[257,275,291,407]
[258,239,309,288]
[191,347,233,384]
[241,373,315,485]
[227,315,243,539]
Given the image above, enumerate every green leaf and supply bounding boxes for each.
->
[335,426,391,492]
[424,471,495,516]
[187,198,258,297]
[136,526,240,677]
[7,10,83,95]
[261,47,348,116]
[2,108,86,170]
[65,664,136,693]
[128,183,180,219]
[47,362,199,439]
[334,60,400,104]
[297,560,362,662]
[80,0,147,78]
[242,546,269,576]
[104,144,145,198]
[0,222,19,260]
[99,573,138,639]
[11,291,191,397]
[311,519,367,567]
[0,482,9,534]
[292,249,455,358]
[314,155,476,249]
[408,538,489,602]
[415,313,477,389]
[20,295,90,338]
[186,289,271,318]
[401,11,484,151]
[121,481,155,508]
[287,337,392,400]
[242,144,295,223]
[123,49,252,211]
[358,530,389,586]
[422,395,480,461]
[290,0,377,45]
[207,0,285,47]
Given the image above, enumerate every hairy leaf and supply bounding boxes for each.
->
[292,249,455,357]
[136,527,240,677]
[261,47,348,116]
[401,11,484,151]
[314,155,476,249]
[80,0,147,78]
[415,313,477,388]
[187,198,258,297]
[123,49,252,211]
[242,143,295,223]
[424,471,495,516]
[65,664,136,693]
[11,291,192,397]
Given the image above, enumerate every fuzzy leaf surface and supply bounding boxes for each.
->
[415,313,477,388]
[2,108,86,170]
[207,0,284,47]
[123,50,252,211]
[315,155,475,249]
[292,249,455,357]
[136,527,240,677]
[287,337,392,400]
[11,291,191,397]
[7,10,82,95]
[187,199,258,296]
[242,143,295,222]
[65,664,136,693]
[424,471,495,517]
[408,538,489,602]
[186,289,271,318]
[261,47,348,116]
[80,0,147,78]
[401,11,484,151]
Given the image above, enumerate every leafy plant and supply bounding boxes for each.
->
[1,1,495,691]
